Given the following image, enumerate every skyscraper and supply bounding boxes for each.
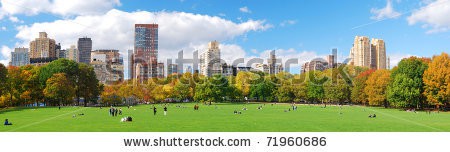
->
[327,48,337,68]
[349,36,371,68]
[78,37,92,64]
[200,41,222,77]
[131,24,158,82]
[30,32,56,59]
[349,36,386,70]
[268,50,277,74]
[371,38,386,70]
[11,47,29,66]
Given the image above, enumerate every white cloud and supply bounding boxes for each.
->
[407,0,450,33]
[370,0,401,20]
[0,0,121,18]
[8,16,20,22]
[388,53,417,69]
[280,20,297,27]
[14,9,272,78]
[1,26,6,31]
[0,45,13,66]
[239,6,251,13]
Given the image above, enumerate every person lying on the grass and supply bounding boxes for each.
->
[4,119,12,125]
[121,116,133,122]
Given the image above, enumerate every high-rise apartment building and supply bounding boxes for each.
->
[167,64,178,76]
[30,32,56,59]
[200,41,222,77]
[130,24,159,82]
[67,45,79,62]
[11,47,29,66]
[268,50,277,74]
[78,37,92,64]
[371,38,386,70]
[157,63,165,78]
[349,36,386,70]
[349,36,371,68]
[327,48,337,68]
[90,49,124,85]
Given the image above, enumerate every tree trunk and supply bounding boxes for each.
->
[84,97,88,107]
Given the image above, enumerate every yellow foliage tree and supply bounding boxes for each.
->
[235,71,258,97]
[364,69,391,106]
[423,52,450,107]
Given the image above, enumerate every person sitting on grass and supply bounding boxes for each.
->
[4,119,12,125]
[234,110,238,114]
[121,116,133,122]
[373,114,376,118]
[368,114,373,118]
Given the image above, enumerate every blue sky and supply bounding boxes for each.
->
[0,0,449,77]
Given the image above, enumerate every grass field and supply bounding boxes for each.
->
[1,103,449,132]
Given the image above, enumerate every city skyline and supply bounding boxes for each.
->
[0,0,449,78]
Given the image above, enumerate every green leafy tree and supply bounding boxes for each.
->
[306,71,327,104]
[387,57,429,108]
[0,64,6,96]
[194,74,230,104]
[77,63,101,106]
[249,77,276,101]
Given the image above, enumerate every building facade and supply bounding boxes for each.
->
[157,62,164,78]
[301,59,328,73]
[67,45,79,62]
[78,37,92,64]
[371,38,386,70]
[200,41,222,77]
[167,64,178,76]
[349,36,371,68]
[11,47,30,66]
[349,36,387,70]
[30,32,56,59]
[90,49,124,85]
[130,24,159,82]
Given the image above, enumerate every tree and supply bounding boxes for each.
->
[6,66,24,106]
[364,69,391,107]
[423,52,450,109]
[351,69,375,104]
[387,57,429,108]
[306,71,326,104]
[387,74,420,108]
[249,77,276,101]
[235,71,258,97]
[194,74,230,104]
[20,65,44,106]
[43,73,75,106]
[39,58,79,86]
[173,80,191,101]
[77,63,101,106]
[275,84,294,103]
[323,68,351,105]
[0,63,6,97]
[100,85,121,106]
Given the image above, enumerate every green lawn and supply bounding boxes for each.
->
[1,103,449,132]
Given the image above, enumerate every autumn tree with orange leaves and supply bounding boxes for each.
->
[423,52,450,109]
[364,69,391,107]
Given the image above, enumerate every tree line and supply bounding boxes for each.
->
[102,52,450,110]
[0,58,102,107]
[1,53,449,110]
